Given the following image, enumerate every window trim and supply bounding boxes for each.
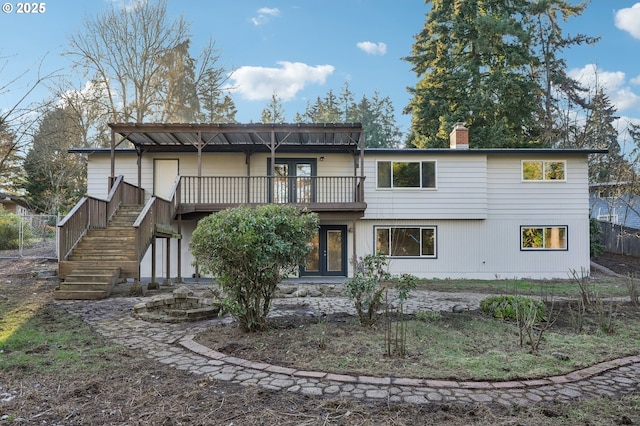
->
[520,225,568,251]
[374,226,438,258]
[521,160,566,182]
[376,160,438,190]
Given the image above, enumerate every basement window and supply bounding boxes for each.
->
[375,226,436,257]
[521,226,568,250]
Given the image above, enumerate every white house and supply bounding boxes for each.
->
[59,122,604,294]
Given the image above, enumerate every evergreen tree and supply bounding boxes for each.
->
[23,107,86,214]
[355,91,403,148]
[404,0,545,148]
[528,0,597,147]
[338,82,357,122]
[580,88,629,184]
[156,40,200,122]
[303,91,341,123]
[298,85,402,147]
[260,93,287,123]
[0,124,24,193]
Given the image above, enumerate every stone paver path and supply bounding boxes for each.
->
[56,288,640,407]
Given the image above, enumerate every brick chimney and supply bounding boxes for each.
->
[449,122,469,150]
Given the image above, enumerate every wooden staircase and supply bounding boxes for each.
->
[55,205,144,300]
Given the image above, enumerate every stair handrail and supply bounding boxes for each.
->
[133,197,157,262]
[58,176,144,261]
[131,175,181,263]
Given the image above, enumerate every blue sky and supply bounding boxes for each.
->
[1,0,639,140]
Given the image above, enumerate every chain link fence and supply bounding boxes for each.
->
[0,213,59,259]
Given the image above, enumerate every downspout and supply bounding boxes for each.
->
[137,147,143,204]
[245,152,251,202]
[270,130,276,175]
[110,128,116,190]
[197,131,203,204]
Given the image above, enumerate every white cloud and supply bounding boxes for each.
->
[615,3,640,39]
[227,61,335,101]
[110,0,147,12]
[356,41,387,55]
[631,75,640,85]
[568,64,640,113]
[251,7,280,26]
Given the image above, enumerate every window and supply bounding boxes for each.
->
[376,226,436,257]
[521,226,567,250]
[377,161,436,188]
[522,160,565,181]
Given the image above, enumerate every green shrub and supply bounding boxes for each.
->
[480,295,546,320]
[589,217,605,257]
[190,205,319,332]
[0,209,23,250]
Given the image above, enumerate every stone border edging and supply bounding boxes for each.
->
[179,334,640,391]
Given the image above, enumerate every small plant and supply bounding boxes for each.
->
[343,252,390,326]
[592,293,618,335]
[384,273,418,358]
[625,273,639,306]
[567,298,586,334]
[569,268,595,306]
[480,295,545,320]
[516,298,558,353]
[415,310,442,322]
[316,302,328,350]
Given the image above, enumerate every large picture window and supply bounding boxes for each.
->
[521,226,567,250]
[522,160,565,181]
[376,226,436,257]
[377,161,436,189]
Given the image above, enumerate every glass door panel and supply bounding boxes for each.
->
[326,230,343,272]
[301,225,346,276]
[304,231,320,272]
[273,164,288,203]
[296,163,312,203]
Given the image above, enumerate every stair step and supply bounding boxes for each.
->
[75,240,136,252]
[68,255,136,261]
[65,274,121,283]
[57,282,113,291]
[54,290,110,300]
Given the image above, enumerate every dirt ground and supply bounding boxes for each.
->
[0,254,639,425]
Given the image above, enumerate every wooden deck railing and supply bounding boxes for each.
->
[58,176,145,261]
[132,176,180,261]
[178,176,365,205]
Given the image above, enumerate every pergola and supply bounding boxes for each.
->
[108,122,366,190]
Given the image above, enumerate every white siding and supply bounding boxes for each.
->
[85,149,593,280]
[355,218,590,280]
[363,153,487,220]
[488,154,589,219]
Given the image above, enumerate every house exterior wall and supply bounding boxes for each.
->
[86,151,357,199]
[362,152,487,220]
[354,153,590,279]
[84,149,592,280]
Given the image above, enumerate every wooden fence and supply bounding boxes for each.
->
[598,220,640,257]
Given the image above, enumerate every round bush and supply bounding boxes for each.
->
[480,295,546,320]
